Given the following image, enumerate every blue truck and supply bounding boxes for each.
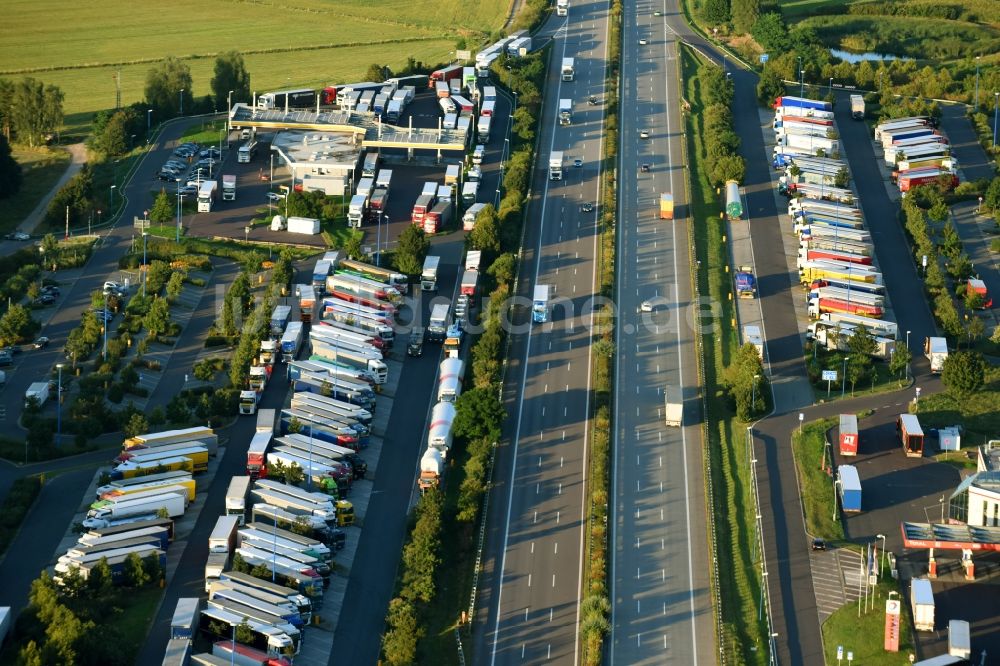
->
[735,268,756,299]
[291,376,375,410]
[838,464,862,512]
[773,96,832,112]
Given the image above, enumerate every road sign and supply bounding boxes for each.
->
[822,370,838,381]
[760,54,769,64]
[456,49,472,61]
[133,217,151,230]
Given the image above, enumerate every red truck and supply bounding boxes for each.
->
[411,194,435,226]
[898,170,958,193]
[811,297,883,318]
[326,289,397,318]
[799,248,873,266]
[429,65,463,86]
[967,278,992,308]
[460,269,478,298]
[423,201,452,234]
[838,414,859,456]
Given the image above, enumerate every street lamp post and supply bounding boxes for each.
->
[142,232,149,297]
[841,356,847,397]
[800,70,805,99]
[109,185,116,211]
[147,109,153,138]
[56,363,64,442]
[829,77,834,98]
[376,213,384,267]
[176,179,184,242]
[876,533,887,575]
[752,374,760,415]
[994,92,999,149]
[245,225,250,244]
[975,57,982,110]
[179,89,185,115]
[226,90,234,148]
[905,330,911,380]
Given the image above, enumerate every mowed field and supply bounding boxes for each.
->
[0,0,507,132]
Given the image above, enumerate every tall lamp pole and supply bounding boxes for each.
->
[800,70,805,99]
[975,57,981,111]
[142,232,149,297]
[226,89,234,148]
[147,109,153,139]
[993,92,999,149]
[56,363,64,442]
[176,179,184,242]
[179,89,185,115]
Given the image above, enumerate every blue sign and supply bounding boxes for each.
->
[822,370,838,381]
[759,54,769,64]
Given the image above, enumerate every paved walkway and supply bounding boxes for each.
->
[19,143,88,235]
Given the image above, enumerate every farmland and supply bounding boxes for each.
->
[0,0,506,133]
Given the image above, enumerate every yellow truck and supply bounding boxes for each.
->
[117,445,209,474]
[111,456,195,480]
[659,193,674,220]
[96,478,196,502]
[799,260,882,286]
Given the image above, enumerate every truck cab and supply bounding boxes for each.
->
[532,285,550,323]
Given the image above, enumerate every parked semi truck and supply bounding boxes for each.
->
[197,180,218,213]
[83,491,186,529]
[837,465,862,512]
[924,336,948,373]
[421,255,440,292]
[898,413,925,457]
[222,175,236,201]
[225,475,252,524]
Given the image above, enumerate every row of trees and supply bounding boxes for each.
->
[16,559,162,665]
[0,77,65,147]
[700,65,746,187]
[144,51,251,119]
[0,133,22,199]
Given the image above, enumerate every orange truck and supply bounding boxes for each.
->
[659,193,674,220]
[967,278,992,308]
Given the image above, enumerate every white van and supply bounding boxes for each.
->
[472,145,485,165]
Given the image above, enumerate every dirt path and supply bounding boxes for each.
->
[19,142,88,235]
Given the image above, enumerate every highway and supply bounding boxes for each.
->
[608,0,713,663]
[475,2,610,663]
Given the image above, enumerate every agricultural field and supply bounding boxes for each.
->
[778,0,1000,63]
[0,0,506,134]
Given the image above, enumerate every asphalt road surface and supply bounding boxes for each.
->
[608,1,713,663]
[474,4,611,664]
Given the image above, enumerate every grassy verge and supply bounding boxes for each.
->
[0,146,72,233]
[915,365,1000,443]
[682,44,766,664]
[0,435,104,464]
[805,344,910,402]
[791,417,846,540]
[180,120,228,147]
[821,553,914,665]
[0,475,43,557]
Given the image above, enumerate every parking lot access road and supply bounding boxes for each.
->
[608,2,714,664]
[475,5,611,665]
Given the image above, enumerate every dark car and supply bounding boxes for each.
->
[0,353,11,367]
[588,95,599,105]
[811,538,826,551]
[407,327,425,357]
[581,202,594,213]
[33,336,49,349]
[34,294,56,306]
[41,285,60,296]
[640,163,651,172]
[200,147,221,159]
[175,184,198,197]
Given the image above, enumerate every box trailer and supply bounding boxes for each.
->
[948,619,970,658]
[924,336,948,373]
[911,578,935,631]
[837,464,861,512]
[209,514,241,554]
[664,386,683,427]
[898,413,924,457]
[170,597,201,641]
[838,414,859,456]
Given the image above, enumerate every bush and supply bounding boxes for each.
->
[0,475,43,556]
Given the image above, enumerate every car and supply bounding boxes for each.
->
[5,231,29,241]
[163,159,186,168]
[173,147,195,158]
[175,184,198,197]
[654,10,662,15]
[639,38,648,45]
[638,299,666,313]
[91,309,114,322]
[573,158,584,168]
[640,130,650,139]
[588,95,600,105]
[581,202,594,213]
[467,166,482,182]
[41,285,59,296]
[33,337,49,349]
[640,163,651,173]
[266,192,283,202]
[0,354,11,367]
[158,170,180,182]
[200,148,221,159]
[812,538,826,551]
[34,294,56,306]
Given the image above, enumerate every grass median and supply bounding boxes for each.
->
[682,45,766,665]
[791,417,846,541]
[0,147,71,233]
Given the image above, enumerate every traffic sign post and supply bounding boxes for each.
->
[822,370,838,398]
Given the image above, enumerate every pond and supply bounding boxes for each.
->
[829,49,913,64]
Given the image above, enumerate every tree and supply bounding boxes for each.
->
[87,557,113,595]
[702,0,729,24]
[236,619,255,645]
[148,189,174,225]
[512,106,535,143]
[145,57,193,118]
[941,350,986,397]
[10,78,64,147]
[985,176,1000,212]
[232,553,251,574]
[968,315,986,347]
[756,68,784,107]
[365,63,389,83]
[211,51,251,109]
[889,342,911,379]
[751,13,788,54]
[123,551,150,587]
[0,132,23,199]
[469,204,501,253]
[394,225,429,276]
[285,462,305,486]
[488,252,516,286]
[94,109,132,157]
[143,552,163,583]
[123,412,149,439]
[0,303,37,345]
[382,598,421,666]
[166,271,185,300]
[710,154,746,187]
[453,387,505,443]
[343,230,364,260]
[143,296,171,337]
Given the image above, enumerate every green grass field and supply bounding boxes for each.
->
[792,418,847,541]
[0,146,70,232]
[915,366,1000,443]
[683,45,767,665]
[1,0,507,134]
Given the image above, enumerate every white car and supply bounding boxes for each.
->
[639,299,666,313]
[640,130,650,139]
[639,38,648,45]
[266,192,284,202]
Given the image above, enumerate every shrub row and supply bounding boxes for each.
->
[0,475,43,556]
